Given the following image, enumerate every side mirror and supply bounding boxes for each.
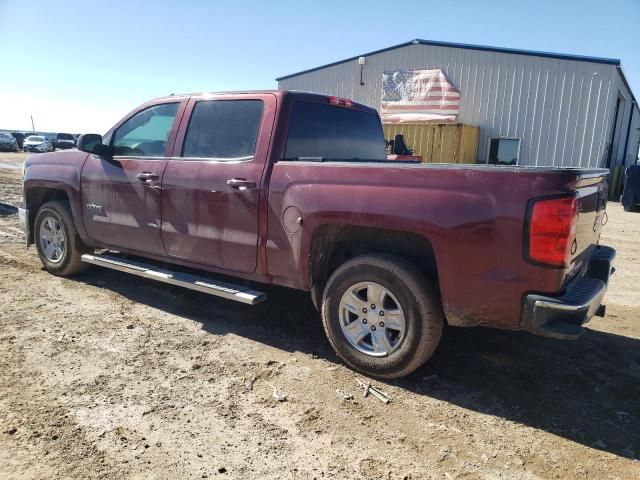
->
[77,134,111,156]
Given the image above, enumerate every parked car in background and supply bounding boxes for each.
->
[23,135,53,153]
[11,132,26,150]
[55,133,76,150]
[44,133,57,149]
[19,90,616,379]
[0,132,19,151]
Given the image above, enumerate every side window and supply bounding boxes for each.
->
[182,100,263,159]
[113,103,179,157]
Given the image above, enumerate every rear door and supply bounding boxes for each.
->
[81,100,185,255]
[161,93,276,272]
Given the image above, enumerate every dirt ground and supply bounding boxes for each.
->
[0,152,638,479]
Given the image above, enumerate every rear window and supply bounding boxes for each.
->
[284,101,387,161]
[182,100,264,159]
[57,133,74,140]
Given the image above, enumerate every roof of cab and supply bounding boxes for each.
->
[149,90,378,113]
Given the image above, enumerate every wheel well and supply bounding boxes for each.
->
[309,224,439,308]
[25,187,69,243]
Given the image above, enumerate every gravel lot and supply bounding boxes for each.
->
[0,152,638,479]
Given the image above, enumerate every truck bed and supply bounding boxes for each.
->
[267,160,609,329]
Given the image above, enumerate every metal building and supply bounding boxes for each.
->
[277,39,640,170]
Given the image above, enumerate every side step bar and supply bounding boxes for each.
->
[81,253,267,305]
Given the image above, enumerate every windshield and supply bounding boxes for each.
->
[58,133,74,140]
[0,133,11,139]
[27,136,44,142]
[284,101,387,161]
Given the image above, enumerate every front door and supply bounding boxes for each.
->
[161,94,275,273]
[81,101,184,255]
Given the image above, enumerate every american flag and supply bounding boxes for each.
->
[381,69,460,124]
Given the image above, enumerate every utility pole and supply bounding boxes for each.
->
[30,115,35,132]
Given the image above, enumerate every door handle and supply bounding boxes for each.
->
[137,172,159,182]
[226,178,257,191]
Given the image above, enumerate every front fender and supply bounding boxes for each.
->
[23,151,90,243]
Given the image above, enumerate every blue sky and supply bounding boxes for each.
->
[0,0,638,133]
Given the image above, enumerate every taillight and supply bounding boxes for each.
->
[328,96,353,107]
[526,196,579,267]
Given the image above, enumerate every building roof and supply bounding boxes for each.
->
[275,38,621,81]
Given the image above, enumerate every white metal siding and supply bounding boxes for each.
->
[611,72,640,167]
[278,44,620,168]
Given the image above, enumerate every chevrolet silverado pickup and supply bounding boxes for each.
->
[19,90,616,378]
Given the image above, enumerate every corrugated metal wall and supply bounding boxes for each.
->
[611,72,640,168]
[278,43,622,168]
[607,73,640,199]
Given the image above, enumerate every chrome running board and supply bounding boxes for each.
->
[81,252,267,305]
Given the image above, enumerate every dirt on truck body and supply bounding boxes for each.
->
[1,152,639,479]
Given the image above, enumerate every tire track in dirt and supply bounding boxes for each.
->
[0,214,23,242]
[0,215,43,272]
[0,245,40,272]
[0,250,36,271]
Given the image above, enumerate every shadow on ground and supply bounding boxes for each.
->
[74,267,640,460]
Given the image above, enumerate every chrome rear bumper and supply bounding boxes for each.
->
[521,246,616,340]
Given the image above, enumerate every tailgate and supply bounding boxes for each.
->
[569,171,609,275]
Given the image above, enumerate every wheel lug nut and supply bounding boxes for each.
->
[362,308,367,313]
[371,325,376,331]
[379,311,385,316]
[379,322,385,327]
[370,304,376,310]
[362,319,367,324]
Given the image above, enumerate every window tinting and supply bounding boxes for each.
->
[284,101,387,161]
[488,138,520,166]
[182,100,264,159]
[113,103,179,157]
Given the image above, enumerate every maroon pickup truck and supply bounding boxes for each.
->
[19,90,615,378]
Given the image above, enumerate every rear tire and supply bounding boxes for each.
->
[321,254,443,379]
[34,200,89,276]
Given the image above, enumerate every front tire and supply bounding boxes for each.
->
[34,200,89,276]
[321,254,443,379]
